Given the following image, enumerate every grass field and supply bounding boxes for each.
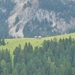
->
[0,33,75,55]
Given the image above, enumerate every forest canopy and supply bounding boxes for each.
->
[0,36,75,75]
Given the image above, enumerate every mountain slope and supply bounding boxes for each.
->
[0,0,75,38]
[0,0,15,38]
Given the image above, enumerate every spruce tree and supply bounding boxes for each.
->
[1,39,5,45]
[0,39,1,45]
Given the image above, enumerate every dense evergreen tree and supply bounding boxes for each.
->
[12,69,18,75]
[0,36,75,75]
[13,44,21,65]
[0,39,1,46]
[0,39,6,46]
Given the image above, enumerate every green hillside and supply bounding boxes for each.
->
[0,33,75,75]
[0,33,75,55]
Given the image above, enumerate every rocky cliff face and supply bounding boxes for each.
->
[8,0,39,37]
[0,0,75,38]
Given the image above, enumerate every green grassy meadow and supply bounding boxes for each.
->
[0,33,75,55]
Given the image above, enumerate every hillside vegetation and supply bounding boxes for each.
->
[0,33,75,75]
[0,33,75,55]
[0,0,75,38]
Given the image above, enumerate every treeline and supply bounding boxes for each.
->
[0,36,75,75]
[0,39,5,46]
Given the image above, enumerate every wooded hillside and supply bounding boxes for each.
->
[0,36,75,75]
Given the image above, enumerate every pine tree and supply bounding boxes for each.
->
[12,69,18,75]
[0,39,1,45]
[1,39,5,46]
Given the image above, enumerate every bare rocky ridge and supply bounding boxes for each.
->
[7,0,75,37]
